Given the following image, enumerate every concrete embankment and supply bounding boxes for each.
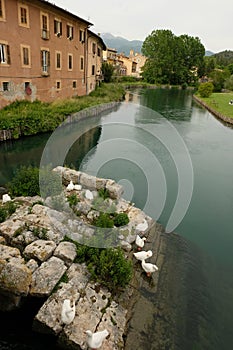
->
[193,94,233,126]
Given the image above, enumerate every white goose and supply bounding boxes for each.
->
[85,189,94,200]
[61,299,76,325]
[133,250,152,261]
[85,329,109,349]
[67,181,75,191]
[141,259,158,277]
[135,234,146,251]
[2,194,11,203]
[136,219,148,233]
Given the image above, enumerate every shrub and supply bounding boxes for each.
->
[7,166,40,197]
[198,82,214,97]
[93,212,114,228]
[98,188,110,200]
[89,248,133,291]
[67,193,79,207]
[0,207,7,223]
[113,213,129,227]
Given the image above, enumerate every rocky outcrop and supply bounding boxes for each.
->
[0,167,153,349]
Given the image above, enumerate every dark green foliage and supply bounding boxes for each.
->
[209,69,230,92]
[213,50,233,67]
[0,201,17,223]
[98,188,110,200]
[94,212,114,228]
[89,248,133,291]
[142,29,205,85]
[224,75,233,91]
[67,193,79,207]
[7,165,62,198]
[7,166,40,197]
[0,207,7,223]
[63,236,133,291]
[113,213,129,227]
[101,62,114,83]
[198,82,214,97]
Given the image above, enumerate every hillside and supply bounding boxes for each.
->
[213,50,233,66]
[101,33,143,55]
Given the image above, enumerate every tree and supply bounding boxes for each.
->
[101,62,114,83]
[141,29,205,85]
[224,75,233,91]
[198,82,214,97]
[209,69,230,92]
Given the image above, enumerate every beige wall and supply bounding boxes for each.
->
[0,0,91,108]
[86,32,104,94]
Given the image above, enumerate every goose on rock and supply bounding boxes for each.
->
[85,329,109,349]
[67,181,75,191]
[85,189,94,200]
[136,219,148,233]
[61,299,76,325]
[135,234,146,251]
[133,250,152,261]
[141,259,158,277]
[2,194,11,203]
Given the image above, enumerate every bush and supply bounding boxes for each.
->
[7,166,40,197]
[224,74,233,91]
[94,212,114,228]
[89,248,133,291]
[98,188,110,200]
[113,213,129,227]
[0,207,7,223]
[0,201,17,223]
[67,193,79,207]
[198,82,214,97]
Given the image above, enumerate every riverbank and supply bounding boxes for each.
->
[193,93,233,126]
[0,83,125,142]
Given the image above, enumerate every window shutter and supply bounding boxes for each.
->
[60,22,62,35]
[48,51,50,67]
[41,50,43,67]
[6,45,10,64]
[54,20,56,34]
[71,27,74,38]
[66,25,69,37]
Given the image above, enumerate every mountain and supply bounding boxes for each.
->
[205,50,214,56]
[100,33,143,55]
[213,50,233,66]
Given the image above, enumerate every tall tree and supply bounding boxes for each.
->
[141,29,205,85]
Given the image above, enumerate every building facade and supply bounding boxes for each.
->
[0,0,105,108]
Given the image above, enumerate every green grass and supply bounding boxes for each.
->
[0,83,125,137]
[195,92,233,119]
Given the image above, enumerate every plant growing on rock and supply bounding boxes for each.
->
[113,213,129,227]
[67,193,79,207]
[93,212,114,228]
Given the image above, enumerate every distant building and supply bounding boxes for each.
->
[0,0,105,108]
[103,47,146,78]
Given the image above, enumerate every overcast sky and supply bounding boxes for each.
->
[52,0,232,53]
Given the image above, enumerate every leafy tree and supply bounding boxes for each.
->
[142,29,205,85]
[198,82,214,97]
[101,62,114,83]
[209,69,230,92]
[224,75,233,91]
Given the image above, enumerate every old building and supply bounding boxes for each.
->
[86,30,106,94]
[0,0,105,108]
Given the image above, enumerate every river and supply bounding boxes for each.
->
[0,87,233,349]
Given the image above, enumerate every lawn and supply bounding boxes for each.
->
[196,92,233,119]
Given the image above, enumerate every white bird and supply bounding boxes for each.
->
[136,219,148,233]
[133,250,152,261]
[74,184,82,191]
[85,329,109,349]
[85,189,94,200]
[61,299,76,325]
[67,180,75,191]
[141,259,158,277]
[135,234,146,251]
[2,194,11,203]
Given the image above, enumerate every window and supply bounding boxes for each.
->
[21,45,30,66]
[80,56,84,71]
[92,43,96,55]
[41,13,49,39]
[0,0,6,21]
[2,81,9,91]
[0,43,10,64]
[72,81,77,89]
[18,4,29,27]
[41,49,50,74]
[54,19,62,36]
[79,30,85,43]
[56,51,61,69]
[56,81,61,89]
[67,24,74,40]
[97,47,101,57]
[68,54,73,70]
[92,65,95,76]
